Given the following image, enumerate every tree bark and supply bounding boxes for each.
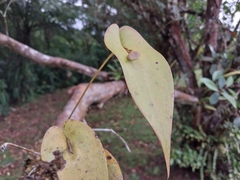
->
[56,80,127,127]
[0,32,109,81]
[168,21,197,89]
[202,0,222,77]
[203,0,222,56]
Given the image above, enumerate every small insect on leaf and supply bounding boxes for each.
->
[127,51,140,61]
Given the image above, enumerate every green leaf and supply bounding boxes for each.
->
[226,76,234,87]
[233,117,240,127]
[221,91,237,108]
[41,120,108,180]
[218,76,226,89]
[208,44,216,58]
[228,89,237,99]
[0,92,7,105]
[209,92,219,105]
[209,64,217,75]
[200,78,218,91]
[212,70,223,81]
[104,24,174,178]
[194,69,202,87]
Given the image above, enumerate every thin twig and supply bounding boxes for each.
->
[27,165,38,176]
[2,0,14,36]
[93,128,131,152]
[234,19,240,32]
[1,142,40,155]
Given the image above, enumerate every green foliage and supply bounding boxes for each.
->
[200,50,239,110]
[107,59,124,80]
[171,120,240,180]
[5,56,37,103]
[0,79,9,116]
[0,55,9,116]
[0,0,110,114]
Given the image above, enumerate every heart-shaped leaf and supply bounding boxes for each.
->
[41,119,108,180]
[105,149,123,180]
[104,24,174,178]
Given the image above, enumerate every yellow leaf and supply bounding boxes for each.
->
[105,149,123,180]
[104,24,174,178]
[41,119,108,180]
[41,126,67,162]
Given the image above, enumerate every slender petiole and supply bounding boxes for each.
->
[68,53,114,119]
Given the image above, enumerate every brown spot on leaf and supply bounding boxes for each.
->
[127,51,140,61]
[107,155,112,160]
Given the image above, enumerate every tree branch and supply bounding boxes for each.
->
[181,9,204,17]
[56,80,127,127]
[174,89,199,104]
[0,32,109,81]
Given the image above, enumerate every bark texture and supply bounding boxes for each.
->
[0,32,109,81]
[203,0,222,56]
[169,21,197,89]
[201,0,222,77]
[174,90,199,105]
[56,80,127,127]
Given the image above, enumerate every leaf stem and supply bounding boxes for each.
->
[68,53,114,119]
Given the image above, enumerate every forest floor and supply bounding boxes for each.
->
[0,89,200,180]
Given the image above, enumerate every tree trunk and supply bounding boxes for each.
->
[168,21,197,89]
[203,0,222,55]
[202,0,222,76]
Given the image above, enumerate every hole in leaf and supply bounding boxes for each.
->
[52,150,66,171]
[107,155,112,160]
